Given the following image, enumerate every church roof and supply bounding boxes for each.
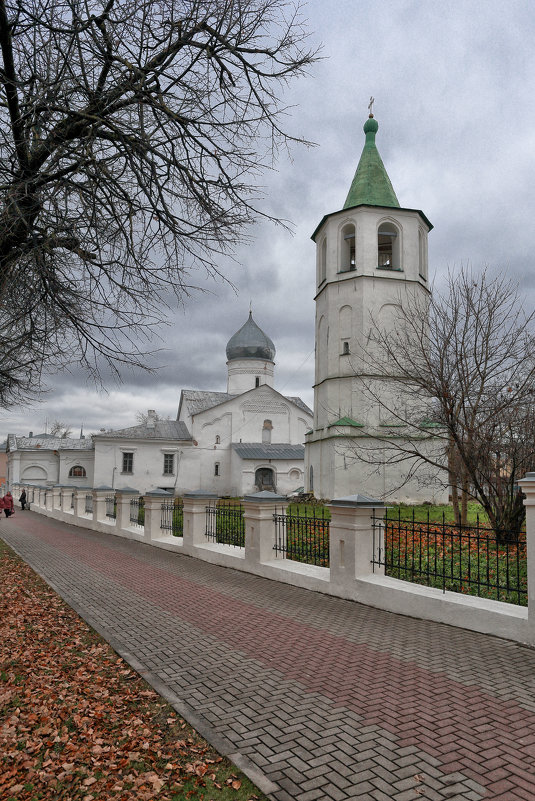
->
[343,115,400,209]
[7,434,94,451]
[232,443,305,460]
[94,420,192,441]
[226,312,276,362]
[181,389,312,417]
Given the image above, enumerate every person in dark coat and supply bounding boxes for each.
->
[19,490,27,510]
[3,492,14,517]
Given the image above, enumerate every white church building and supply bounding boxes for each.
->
[7,314,312,497]
[304,112,446,502]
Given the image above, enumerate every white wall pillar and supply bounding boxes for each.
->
[74,488,87,518]
[115,488,140,533]
[519,473,535,644]
[182,491,218,552]
[93,486,113,524]
[328,494,385,592]
[143,490,174,542]
[60,486,76,513]
[243,490,288,567]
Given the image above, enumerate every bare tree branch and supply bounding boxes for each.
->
[0,0,319,405]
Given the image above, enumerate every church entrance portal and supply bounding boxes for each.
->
[255,467,275,492]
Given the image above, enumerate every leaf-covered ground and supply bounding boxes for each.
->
[0,540,265,801]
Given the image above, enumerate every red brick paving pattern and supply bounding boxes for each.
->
[4,513,535,800]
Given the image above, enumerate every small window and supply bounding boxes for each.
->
[255,377,260,387]
[122,452,133,474]
[262,419,273,444]
[214,462,220,477]
[342,341,350,355]
[68,465,86,478]
[163,453,174,475]
[215,434,221,444]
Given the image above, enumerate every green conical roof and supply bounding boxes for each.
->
[343,116,399,209]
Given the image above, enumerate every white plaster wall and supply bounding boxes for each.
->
[16,450,60,485]
[93,438,196,494]
[226,358,274,394]
[58,451,95,487]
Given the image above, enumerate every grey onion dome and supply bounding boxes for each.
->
[226,312,276,362]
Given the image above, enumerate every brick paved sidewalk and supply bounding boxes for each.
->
[2,512,535,801]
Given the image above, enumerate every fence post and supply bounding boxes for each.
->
[243,490,288,567]
[93,486,113,524]
[60,486,75,514]
[182,491,218,553]
[73,489,87,518]
[52,485,62,512]
[115,487,140,533]
[143,490,172,542]
[519,473,535,644]
[328,494,386,592]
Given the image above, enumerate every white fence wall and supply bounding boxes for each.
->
[12,476,535,647]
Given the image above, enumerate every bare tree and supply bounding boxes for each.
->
[49,419,72,437]
[350,269,535,540]
[0,0,318,405]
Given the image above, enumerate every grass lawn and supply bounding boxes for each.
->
[0,540,265,801]
[386,501,489,525]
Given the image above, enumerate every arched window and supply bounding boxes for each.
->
[69,465,86,478]
[262,419,273,444]
[377,222,400,270]
[418,228,427,280]
[340,224,356,272]
[215,434,221,444]
[320,237,327,283]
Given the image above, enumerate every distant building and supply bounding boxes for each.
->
[6,433,94,488]
[9,314,312,497]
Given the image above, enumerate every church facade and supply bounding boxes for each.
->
[304,114,446,502]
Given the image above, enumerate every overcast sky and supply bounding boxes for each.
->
[2,0,535,442]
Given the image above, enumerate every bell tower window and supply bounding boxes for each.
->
[340,224,356,273]
[377,223,401,270]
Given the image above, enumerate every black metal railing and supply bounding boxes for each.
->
[85,493,93,514]
[130,496,144,527]
[161,498,183,536]
[205,501,245,547]
[106,495,116,519]
[372,509,527,606]
[273,504,330,567]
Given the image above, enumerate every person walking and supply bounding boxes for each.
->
[19,489,27,510]
[3,491,14,518]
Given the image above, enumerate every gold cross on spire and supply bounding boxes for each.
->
[368,96,375,117]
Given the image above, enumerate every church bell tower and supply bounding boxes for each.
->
[304,112,434,500]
